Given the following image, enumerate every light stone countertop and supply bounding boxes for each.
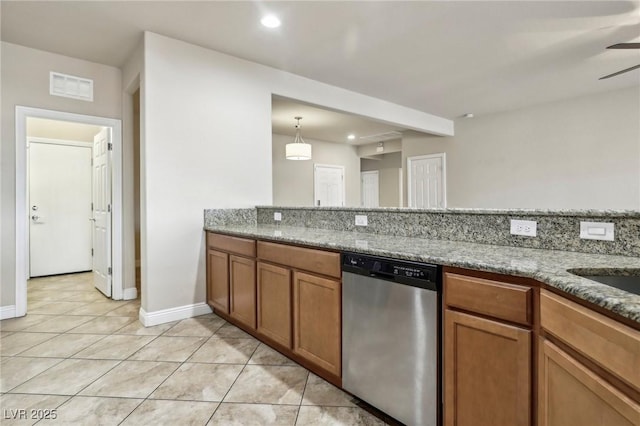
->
[204,224,640,325]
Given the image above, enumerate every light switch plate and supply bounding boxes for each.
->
[510,219,537,237]
[580,221,614,241]
[355,215,368,226]
[274,212,282,221]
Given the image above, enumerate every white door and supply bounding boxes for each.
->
[92,127,112,297]
[314,164,345,207]
[29,141,92,277]
[407,153,446,208]
[361,171,379,207]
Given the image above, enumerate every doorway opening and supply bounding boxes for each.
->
[15,107,124,317]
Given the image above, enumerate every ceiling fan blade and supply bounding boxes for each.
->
[607,43,640,49]
[599,64,640,80]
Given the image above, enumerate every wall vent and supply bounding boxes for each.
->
[359,131,403,142]
[49,72,94,102]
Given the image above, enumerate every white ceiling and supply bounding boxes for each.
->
[272,97,405,145]
[2,1,639,119]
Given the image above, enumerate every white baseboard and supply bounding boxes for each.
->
[139,302,212,327]
[123,287,138,300]
[0,305,17,320]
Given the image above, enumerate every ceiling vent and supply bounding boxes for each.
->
[49,72,94,102]
[359,131,403,142]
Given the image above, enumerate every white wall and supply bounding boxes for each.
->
[272,134,360,207]
[27,118,102,142]
[402,87,640,209]
[141,32,451,316]
[1,42,122,309]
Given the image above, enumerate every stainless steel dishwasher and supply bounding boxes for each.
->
[342,252,441,426]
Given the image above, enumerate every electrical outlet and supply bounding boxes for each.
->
[510,219,537,237]
[580,221,614,241]
[355,215,368,226]
[274,212,282,221]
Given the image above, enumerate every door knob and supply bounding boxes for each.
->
[32,205,38,211]
[31,215,39,221]
[89,218,96,222]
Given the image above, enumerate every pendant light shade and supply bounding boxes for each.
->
[286,116,312,160]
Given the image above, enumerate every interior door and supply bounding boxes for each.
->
[314,164,345,207]
[29,141,92,277]
[360,171,379,207]
[408,154,445,208]
[92,127,112,297]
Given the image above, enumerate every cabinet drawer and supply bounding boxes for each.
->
[207,232,256,257]
[540,289,640,392]
[257,241,340,278]
[445,272,532,326]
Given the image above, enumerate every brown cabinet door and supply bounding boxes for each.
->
[257,262,292,348]
[444,309,531,426]
[538,339,640,426]
[293,271,341,377]
[207,249,229,314]
[229,255,256,329]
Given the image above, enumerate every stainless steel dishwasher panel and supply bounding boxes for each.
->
[342,271,438,426]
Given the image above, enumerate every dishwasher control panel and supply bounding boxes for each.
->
[342,252,440,288]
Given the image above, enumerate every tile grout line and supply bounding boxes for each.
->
[294,370,312,426]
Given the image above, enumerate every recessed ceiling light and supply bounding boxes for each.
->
[463,113,474,118]
[347,134,356,140]
[261,15,281,28]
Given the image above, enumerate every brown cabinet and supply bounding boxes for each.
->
[538,339,639,426]
[257,261,291,348]
[293,271,341,377]
[538,289,640,426]
[229,255,257,329]
[206,232,342,384]
[206,233,256,329]
[443,270,534,426]
[207,249,229,314]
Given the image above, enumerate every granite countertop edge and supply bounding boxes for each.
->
[204,224,640,325]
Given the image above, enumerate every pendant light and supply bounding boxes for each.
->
[286,116,312,160]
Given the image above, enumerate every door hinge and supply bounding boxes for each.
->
[91,202,93,211]
[91,248,94,256]
[107,204,111,213]
[107,142,113,151]
[108,267,112,275]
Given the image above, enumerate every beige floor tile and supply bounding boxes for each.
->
[249,343,298,366]
[46,396,142,426]
[67,316,136,334]
[0,357,64,392]
[72,335,155,360]
[104,303,140,317]
[65,301,123,316]
[115,320,177,336]
[189,337,259,364]
[29,302,89,315]
[150,363,244,402]
[11,359,119,395]
[0,394,69,426]
[214,323,254,339]
[58,291,109,303]
[208,403,299,426]
[22,315,94,333]
[120,400,218,426]
[19,334,106,358]
[295,406,386,426]
[0,332,57,356]
[224,365,308,405]
[163,317,225,337]
[128,336,206,362]
[79,360,179,398]
[0,314,51,332]
[1,331,14,338]
[301,374,356,407]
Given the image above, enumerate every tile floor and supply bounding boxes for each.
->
[0,273,387,425]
